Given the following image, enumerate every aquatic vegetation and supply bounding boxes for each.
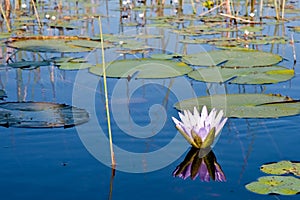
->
[175,93,300,118]
[188,66,294,84]
[245,176,300,195]
[0,102,89,128]
[260,161,300,176]
[172,106,227,149]
[246,160,300,195]
[89,58,192,79]
[182,50,282,67]
[0,90,7,100]
[173,147,226,182]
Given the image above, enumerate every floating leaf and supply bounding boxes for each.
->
[0,102,89,128]
[261,161,300,176]
[90,58,192,79]
[0,32,12,40]
[174,93,300,118]
[56,62,93,70]
[182,50,282,67]
[66,39,114,49]
[239,26,264,32]
[150,54,181,60]
[7,38,92,53]
[8,60,50,69]
[245,176,300,195]
[188,66,294,84]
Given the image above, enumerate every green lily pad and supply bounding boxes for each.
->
[56,62,93,70]
[8,38,92,53]
[174,93,300,118]
[261,161,300,176]
[0,32,12,40]
[245,176,300,195]
[188,66,294,84]
[239,26,264,32]
[150,54,181,60]
[0,102,89,128]
[89,58,192,79]
[66,39,114,49]
[8,60,51,69]
[182,50,282,67]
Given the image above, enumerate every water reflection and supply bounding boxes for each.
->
[173,147,226,182]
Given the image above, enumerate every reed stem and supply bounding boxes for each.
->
[0,4,11,32]
[31,0,42,30]
[281,0,285,19]
[98,16,116,168]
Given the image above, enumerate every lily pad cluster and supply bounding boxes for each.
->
[245,161,300,195]
[174,93,300,118]
[0,102,89,128]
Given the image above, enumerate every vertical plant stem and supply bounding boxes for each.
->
[291,33,297,66]
[273,0,279,20]
[259,0,263,21]
[281,0,285,19]
[31,0,42,30]
[0,4,11,32]
[190,0,196,14]
[245,0,249,16]
[98,16,116,168]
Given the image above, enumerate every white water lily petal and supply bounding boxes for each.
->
[172,106,227,149]
[179,112,189,127]
[215,118,228,137]
[199,106,208,127]
[212,110,225,132]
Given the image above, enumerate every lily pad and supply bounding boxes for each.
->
[7,38,92,53]
[150,54,181,60]
[66,39,114,49]
[174,93,300,118]
[89,58,192,79]
[182,50,282,67]
[0,102,89,128]
[8,60,51,69]
[261,161,300,176]
[56,62,93,70]
[245,176,300,195]
[188,66,294,84]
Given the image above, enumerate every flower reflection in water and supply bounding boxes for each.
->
[173,147,226,182]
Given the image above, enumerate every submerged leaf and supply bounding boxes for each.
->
[0,89,7,100]
[8,60,50,69]
[0,102,89,128]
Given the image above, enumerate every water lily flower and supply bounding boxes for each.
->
[249,12,255,18]
[173,148,226,182]
[172,106,227,149]
[21,3,27,9]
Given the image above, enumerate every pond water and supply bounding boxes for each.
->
[0,0,300,199]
